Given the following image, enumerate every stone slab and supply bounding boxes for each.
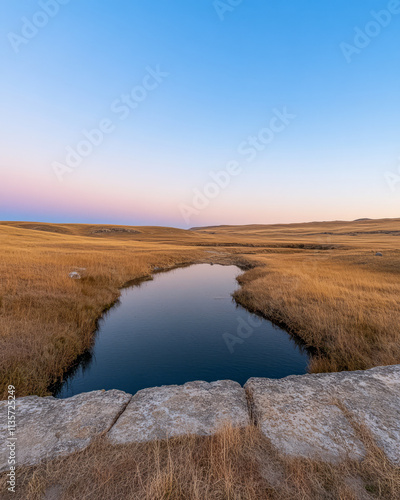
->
[245,366,400,464]
[0,390,131,472]
[108,380,250,444]
[335,365,400,465]
[245,374,365,463]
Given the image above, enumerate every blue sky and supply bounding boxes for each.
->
[0,0,399,227]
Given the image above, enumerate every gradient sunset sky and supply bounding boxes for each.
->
[1,0,399,228]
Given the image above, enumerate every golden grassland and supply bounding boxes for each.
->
[0,218,400,499]
[1,424,399,499]
[0,223,205,398]
[234,250,400,373]
[0,218,399,398]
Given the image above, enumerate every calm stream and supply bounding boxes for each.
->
[54,264,309,398]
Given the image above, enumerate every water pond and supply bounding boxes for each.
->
[54,264,309,398]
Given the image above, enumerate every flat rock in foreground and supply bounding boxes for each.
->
[0,390,131,472]
[245,375,364,463]
[245,365,400,464]
[108,380,250,444]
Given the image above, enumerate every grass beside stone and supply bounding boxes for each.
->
[1,425,399,500]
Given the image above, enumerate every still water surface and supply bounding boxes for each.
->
[54,264,309,398]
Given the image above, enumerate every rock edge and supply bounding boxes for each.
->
[1,365,399,472]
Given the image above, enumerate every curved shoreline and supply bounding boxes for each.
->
[48,259,310,398]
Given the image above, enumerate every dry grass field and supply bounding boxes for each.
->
[1,424,399,499]
[0,222,206,399]
[1,218,399,399]
[0,218,400,499]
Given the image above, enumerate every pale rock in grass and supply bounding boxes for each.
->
[0,390,131,472]
[107,380,250,444]
[68,271,81,279]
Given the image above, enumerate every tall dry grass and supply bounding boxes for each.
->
[234,250,400,372]
[1,424,399,499]
[0,224,204,398]
[1,219,399,396]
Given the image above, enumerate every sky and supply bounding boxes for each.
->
[0,0,399,228]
